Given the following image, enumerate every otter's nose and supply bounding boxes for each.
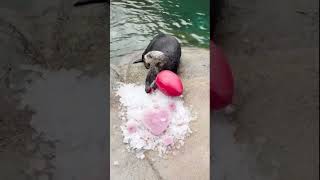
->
[145,86,152,93]
[145,80,156,93]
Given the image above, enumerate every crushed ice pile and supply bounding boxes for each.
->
[116,83,196,159]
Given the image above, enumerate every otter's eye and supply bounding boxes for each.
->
[144,62,150,69]
[156,62,163,67]
[147,54,153,58]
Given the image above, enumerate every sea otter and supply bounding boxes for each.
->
[133,33,181,93]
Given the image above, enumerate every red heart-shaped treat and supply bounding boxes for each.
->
[155,70,183,96]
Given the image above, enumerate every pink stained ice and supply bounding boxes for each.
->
[143,109,170,136]
[126,121,138,134]
[163,136,174,146]
[116,83,194,159]
[169,102,176,111]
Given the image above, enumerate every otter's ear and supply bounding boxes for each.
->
[132,59,143,64]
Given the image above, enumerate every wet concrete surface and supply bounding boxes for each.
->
[1,67,109,180]
[22,68,108,180]
[213,0,319,179]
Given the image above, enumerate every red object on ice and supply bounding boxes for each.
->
[211,41,234,110]
[143,109,170,136]
[155,70,183,96]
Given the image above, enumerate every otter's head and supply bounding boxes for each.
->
[144,51,168,93]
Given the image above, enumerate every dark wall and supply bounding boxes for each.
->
[211,0,222,39]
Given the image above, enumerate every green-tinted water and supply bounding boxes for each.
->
[111,0,210,62]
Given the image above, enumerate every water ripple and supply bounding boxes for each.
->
[111,0,209,62]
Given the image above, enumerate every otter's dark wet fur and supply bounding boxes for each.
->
[134,33,181,93]
[73,0,108,6]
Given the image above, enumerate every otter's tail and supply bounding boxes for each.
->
[74,0,108,7]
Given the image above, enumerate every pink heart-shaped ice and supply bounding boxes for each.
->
[143,109,170,136]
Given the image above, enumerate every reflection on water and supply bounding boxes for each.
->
[111,0,209,62]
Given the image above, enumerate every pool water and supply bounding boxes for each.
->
[111,0,210,62]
